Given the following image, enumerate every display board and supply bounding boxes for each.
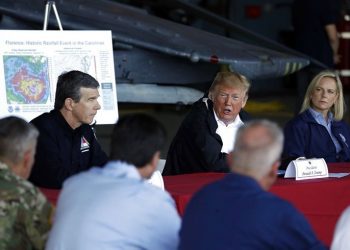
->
[0,30,118,124]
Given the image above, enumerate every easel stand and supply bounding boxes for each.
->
[43,0,63,30]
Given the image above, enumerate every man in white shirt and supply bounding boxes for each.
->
[164,71,250,175]
[331,206,350,250]
[46,114,181,250]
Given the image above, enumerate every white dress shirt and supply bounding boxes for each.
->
[46,161,180,250]
[331,206,350,250]
[213,110,244,153]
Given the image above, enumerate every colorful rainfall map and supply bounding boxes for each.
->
[3,55,50,104]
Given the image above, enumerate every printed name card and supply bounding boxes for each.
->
[284,158,329,180]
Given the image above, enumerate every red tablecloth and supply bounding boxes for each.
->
[39,187,60,205]
[163,163,350,246]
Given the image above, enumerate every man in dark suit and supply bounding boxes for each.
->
[163,71,250,175]
[179,120,326,250]
[292,0,341,112]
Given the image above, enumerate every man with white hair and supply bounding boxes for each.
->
[179,120,326,249]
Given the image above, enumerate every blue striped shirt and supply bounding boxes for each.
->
[308,108,341,153]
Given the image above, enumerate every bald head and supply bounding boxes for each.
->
[231,120,283,180]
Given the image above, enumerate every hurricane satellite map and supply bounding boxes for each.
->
[4,55,50,104]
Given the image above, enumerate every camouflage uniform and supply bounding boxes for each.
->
[0,162,53,250]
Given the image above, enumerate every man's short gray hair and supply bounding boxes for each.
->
[231,120,283,178]
[0,116,39,165]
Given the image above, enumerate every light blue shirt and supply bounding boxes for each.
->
[46,161,180,250]
[309,108,341,153]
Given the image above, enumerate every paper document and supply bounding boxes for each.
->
[147,170,165,190]
[328,173,350,178]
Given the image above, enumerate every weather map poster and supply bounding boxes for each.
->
[0,30,118,124]
[4,55,50,105]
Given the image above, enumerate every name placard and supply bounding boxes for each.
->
[284,158,329,180]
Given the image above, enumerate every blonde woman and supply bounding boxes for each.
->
[282,70,350,166]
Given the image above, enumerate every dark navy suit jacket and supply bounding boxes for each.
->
[179,173,326,250]
[163,97,250,175]
[282,110,350,168]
